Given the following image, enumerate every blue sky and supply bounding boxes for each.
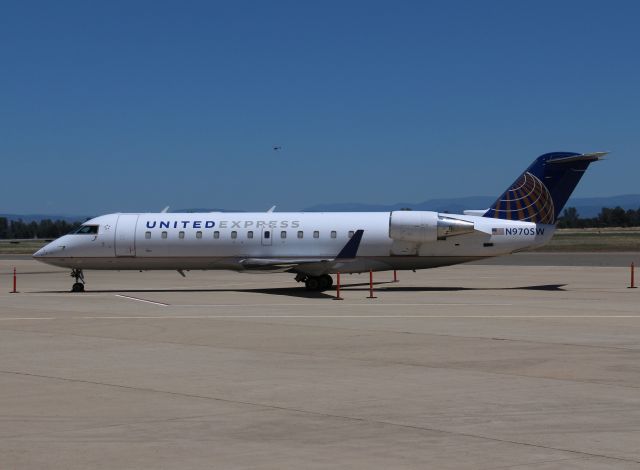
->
[1,1,639,214]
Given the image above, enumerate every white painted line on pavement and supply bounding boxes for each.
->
[171,303,514,307]
[114,294,168,306]
[1,315,640,321]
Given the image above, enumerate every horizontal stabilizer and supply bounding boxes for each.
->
[463,209,488,216]
[546,152,608,164]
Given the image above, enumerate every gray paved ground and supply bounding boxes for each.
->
[3,251,639,266]
[471,252,639,267]
[0,259,639,469]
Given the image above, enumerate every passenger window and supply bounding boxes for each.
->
[264,231,270,239]
[196,231,202,239]
[313,231,319,238]
[297,231,303,239]
[214,231,220,239]
[179,231,185,239]
[145,231,151,239]
[281,231,287,239]
[348,231,354,238]
[247,231,254,239]
[331,231,337,239]
[161,231,167,239]
[231,231,237,239]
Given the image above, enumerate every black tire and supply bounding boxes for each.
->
[71,282,85,293]
[305,277,320,291]
[319,274,333,290]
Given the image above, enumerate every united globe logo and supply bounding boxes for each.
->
[490,172,555,224]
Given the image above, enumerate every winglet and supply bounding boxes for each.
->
[336,229,364,259]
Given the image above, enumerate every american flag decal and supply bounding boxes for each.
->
[492,228,505,235]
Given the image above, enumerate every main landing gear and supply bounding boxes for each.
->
[70,268,85,292]
[295,274,334,292]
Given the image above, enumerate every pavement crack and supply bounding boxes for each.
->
[479,456,592,469]
[3,326,640,392]
[1,369,639,465]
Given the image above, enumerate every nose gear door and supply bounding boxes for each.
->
[115,214,139,257]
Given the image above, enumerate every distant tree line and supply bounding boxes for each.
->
[0,207,638,239]
[0,218,83,239]
[557,207,640,228]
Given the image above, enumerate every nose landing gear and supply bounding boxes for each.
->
[70,269,85,292]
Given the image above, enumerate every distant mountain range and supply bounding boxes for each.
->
[303,194,640,218]
[3,194,640,221]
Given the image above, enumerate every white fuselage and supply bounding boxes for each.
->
[33,211,555,275]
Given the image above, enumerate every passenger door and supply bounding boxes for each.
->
[261,229,273,246]
[114,214,139,257]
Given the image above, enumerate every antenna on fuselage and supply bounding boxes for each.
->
[267,205,276,213]
[161,206,170,213]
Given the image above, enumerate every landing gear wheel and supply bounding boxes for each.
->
[70,268,85,293]
[303,275,333,292]
[305,277,320,291]
[319,274,333,290]
[72,282,85,292]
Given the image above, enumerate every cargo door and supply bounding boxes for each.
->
[114,214,139,257]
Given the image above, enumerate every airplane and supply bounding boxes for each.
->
[33,151,605,293]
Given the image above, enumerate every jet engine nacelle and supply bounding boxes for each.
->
[389,211,475,243]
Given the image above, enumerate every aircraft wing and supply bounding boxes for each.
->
[239,230,364,275]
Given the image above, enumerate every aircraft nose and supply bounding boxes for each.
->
[32,242,55,258]
[32,247,47,258]
[33,240,65,259]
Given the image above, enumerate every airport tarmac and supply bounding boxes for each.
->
[1,257,639,469]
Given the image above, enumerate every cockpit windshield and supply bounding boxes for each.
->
[72,225,99,235]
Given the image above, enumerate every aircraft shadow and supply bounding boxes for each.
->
[33,283,566,298]
[343,284,567,293]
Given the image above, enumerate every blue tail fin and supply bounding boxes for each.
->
[483,152,606,224]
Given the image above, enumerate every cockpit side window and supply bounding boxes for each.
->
[73,225,99,234]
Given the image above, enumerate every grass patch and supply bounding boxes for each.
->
[0,240,49,255]
[532,228,640,252]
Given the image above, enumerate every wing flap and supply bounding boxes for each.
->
[240,258,331,269]
[239,229,365,274]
